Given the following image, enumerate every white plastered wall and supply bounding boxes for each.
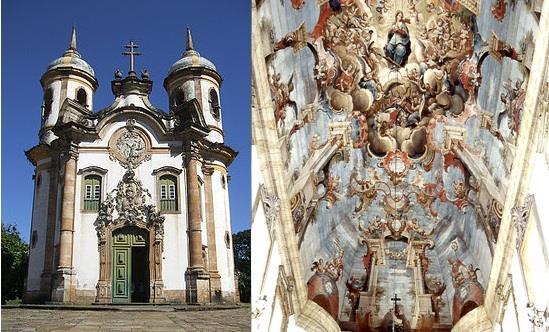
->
[199,75,224,143]
[251,144,288,331]
[26,165,51,291]
[72,119,190,292]
[43,80,62,128]
[43,74,95,128]
[65,77,94,109]
[212,167,236,293]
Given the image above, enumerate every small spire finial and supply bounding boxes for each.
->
[186,27,194,51]
[63,26,80,58]
[69,26,77,50]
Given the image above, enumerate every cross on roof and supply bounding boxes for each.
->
[391,293,402,332]
[391,293,401,311]
[122,40,142,73]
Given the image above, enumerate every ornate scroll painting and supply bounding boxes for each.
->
[255,0,538,328]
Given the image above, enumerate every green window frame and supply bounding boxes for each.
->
[83,175,101,211]
[159,175,177,211]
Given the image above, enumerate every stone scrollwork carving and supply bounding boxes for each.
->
[94,167,165,303]
[512,194,534,249]
[527,302,549,331]
[276,265,296,316]
[117,130,145,161]
[95,169,164,238]
[260,184,281,231]
[109,119,151,168]
[495,274,514,324]
[252,295,269,319]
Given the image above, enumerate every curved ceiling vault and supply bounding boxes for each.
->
[257,0,539,329]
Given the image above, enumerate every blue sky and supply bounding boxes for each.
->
[1,1,251,240]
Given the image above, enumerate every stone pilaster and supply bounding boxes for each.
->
[202,165,222,302]
[185,150,210,303]
[39,157,59,301]
[94,234,111,304]
[51,144,78,303]
[187,155,204,270]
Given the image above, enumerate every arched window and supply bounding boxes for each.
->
[83,174,101,211]
[43,88,53,119]
[171,89,185,109]
[159,175,177,211]
[31,231,38,249]
[221,175,226,189]
[209,89,220,119]
[225,231,231,249]
[76,88,88,107]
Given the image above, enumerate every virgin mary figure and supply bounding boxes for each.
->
[384,10,411,67]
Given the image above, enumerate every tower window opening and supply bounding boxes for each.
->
[76,88,88,107]
[209,89,220,119]
[221,175,226,189]
[171,89,185,109]
[43,88,53,119]
[31,231,38,249]
[225,231,231,249]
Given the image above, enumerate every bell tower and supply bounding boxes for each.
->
[164,28,224,143]
[164,28,238,304]
[39,27,98,144]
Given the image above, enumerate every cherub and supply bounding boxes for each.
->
[335,63,357,93]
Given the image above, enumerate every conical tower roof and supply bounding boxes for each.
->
[44,27,96,78]
[167,28,217,75]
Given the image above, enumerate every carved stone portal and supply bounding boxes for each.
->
[94,168,165,303]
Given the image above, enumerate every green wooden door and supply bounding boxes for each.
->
[111,227,148,303]
[112,247,131,303]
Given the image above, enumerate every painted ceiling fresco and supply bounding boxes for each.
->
[256,0,539,329]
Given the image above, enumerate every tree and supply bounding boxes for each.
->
[1,223,29,304]
[232,229,250,303]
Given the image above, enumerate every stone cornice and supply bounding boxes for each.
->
[111,75,152,97]
[40,66,99,90]
[25,144,53,166]
[77,166,108,175]
[58,142,79,161]
[152,166,183,176]
[58,98,93,120]
[172,98,210,138]
[201,165,215,176]
[163,66,223,91]
[52,120,98,143]
[198,140,238,167]
[95,106,172,137]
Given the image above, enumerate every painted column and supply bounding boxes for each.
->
[203,165,222,300]
[52,144,78,303]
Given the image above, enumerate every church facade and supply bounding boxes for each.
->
[24,28,238,304]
